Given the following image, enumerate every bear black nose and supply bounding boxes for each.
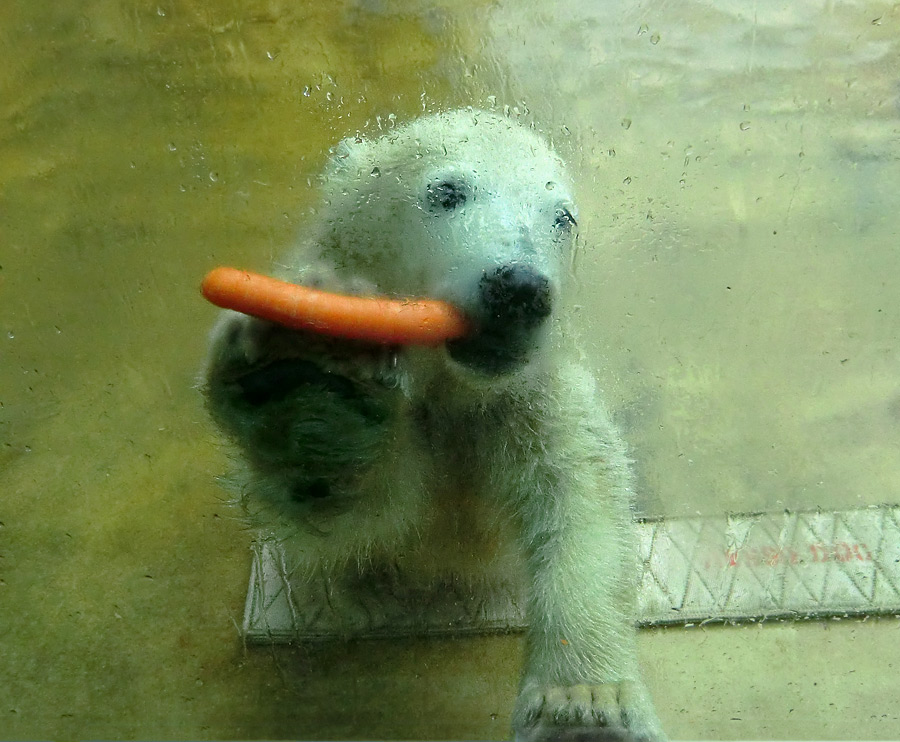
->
[447,263,553,376]
[479,264,553,329]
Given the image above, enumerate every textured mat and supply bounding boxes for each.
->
[244,505,900,642]
[636,504,900,626]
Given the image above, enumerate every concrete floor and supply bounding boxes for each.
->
[3,407,900,740]
[2,1,899,739]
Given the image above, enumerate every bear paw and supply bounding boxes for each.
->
[513,681,666,742]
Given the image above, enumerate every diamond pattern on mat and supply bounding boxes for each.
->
[245,505,900,642]
[637,505,900,625]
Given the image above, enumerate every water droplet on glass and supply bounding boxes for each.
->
[621,118,632,130]
[650,32,661,45]
[637,24,648,35]
[6,331,13,339]
[209,171,219,182]
[156,6,166,17]
[302,85,310,97]
[623,176,632,185]
[739,121,751,131]
[370,167,381,177]
[167,143,177,152]
[545,181,556,191]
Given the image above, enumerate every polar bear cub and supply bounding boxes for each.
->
[203,109,665,741]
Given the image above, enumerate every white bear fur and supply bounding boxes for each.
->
[203,110,665,741]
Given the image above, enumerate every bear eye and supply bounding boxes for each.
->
[554,207,577,231]
[426,180,467,211]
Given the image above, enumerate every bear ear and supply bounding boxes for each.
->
[325,134,370,178]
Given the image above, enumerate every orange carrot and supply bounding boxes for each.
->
[201,267,470,346]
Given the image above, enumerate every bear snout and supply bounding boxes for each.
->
[446,263,553,376]
[479,264,553,329]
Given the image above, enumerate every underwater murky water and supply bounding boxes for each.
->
[2,1,898,739]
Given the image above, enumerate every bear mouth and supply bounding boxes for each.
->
[446,329,542,376]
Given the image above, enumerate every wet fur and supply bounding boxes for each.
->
[203,110,665,741]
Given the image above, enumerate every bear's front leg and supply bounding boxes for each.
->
[201,304,433,571]
[507,371,666,742]
[203,310,402,495]
[203,307,435,631]
[512,498,665,742]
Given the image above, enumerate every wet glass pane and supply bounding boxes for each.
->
[2,1,898,740]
